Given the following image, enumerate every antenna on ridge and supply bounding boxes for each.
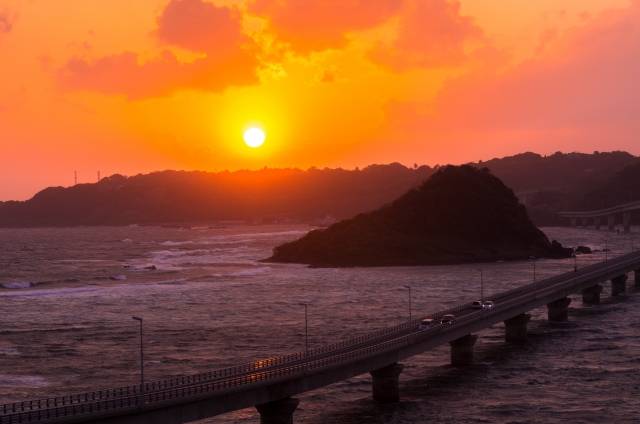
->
[74,170,78,186]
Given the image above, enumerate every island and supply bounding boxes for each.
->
[266,165,572,267]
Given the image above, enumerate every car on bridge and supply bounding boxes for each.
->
[472,300,495,310]
[440,314,455,325]
[419,318,435,329]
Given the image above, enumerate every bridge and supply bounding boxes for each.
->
[559,200,640,232]
[2,251,640,424]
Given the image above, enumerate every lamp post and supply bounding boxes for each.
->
[403,285,412,321]
[574,251,578,272]
[301,303,309,355]
[479,270,484,303]
[131,316,144,398]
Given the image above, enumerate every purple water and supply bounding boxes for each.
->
[1,225,639,423]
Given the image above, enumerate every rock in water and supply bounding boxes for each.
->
[267,165,572,267]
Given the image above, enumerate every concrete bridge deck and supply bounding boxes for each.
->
[560,200,640,231]
[2,251,640,424]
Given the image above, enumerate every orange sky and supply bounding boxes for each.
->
[0,0,638,200]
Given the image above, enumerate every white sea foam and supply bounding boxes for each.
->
[230,267,272,277]
[160,240,194,246]
[1,281,32,289]
[0,346,20,356]
[0,375,50,388]
[109,275,127,281]
[0,286,100,298]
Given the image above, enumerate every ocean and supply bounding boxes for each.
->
[1,225,639,423]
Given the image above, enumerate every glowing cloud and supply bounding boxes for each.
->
[248,0,402,52]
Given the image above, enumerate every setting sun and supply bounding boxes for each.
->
[243,127,266,148]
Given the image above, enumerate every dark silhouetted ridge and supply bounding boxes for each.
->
[0,165,433,227]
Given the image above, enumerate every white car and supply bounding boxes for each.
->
[482,300,495,310]
[419,318,435,330]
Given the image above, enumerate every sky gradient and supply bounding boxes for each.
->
[0,0,638,200]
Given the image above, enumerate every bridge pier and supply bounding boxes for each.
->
[594,217,601,230]
[370,363,404,403]
[623,212,631,233]
[256,397,300,424]
[547,297,571,322]
[570,217,577,227]
[450,334,478,366]
[504,314,530,343]
[608,214,615,231]
[611,274,628,296]
[582,284,603,305]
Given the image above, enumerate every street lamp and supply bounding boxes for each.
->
[479,270,484,303]
[531,258,537,282]
[403,285,412,321]
[131,316,144,397]
[574,251,578,272]
[300,304,309,355]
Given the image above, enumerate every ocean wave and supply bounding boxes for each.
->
[191,229,309,246]
[160,240,194,246]
[0,375,50,388]
[1,281,32,289]
[0,286,100,298]
[0,346,20,356]
[229,267,272,277]
[109,275,127,281]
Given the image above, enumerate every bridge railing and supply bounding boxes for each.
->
[0,301,469,417]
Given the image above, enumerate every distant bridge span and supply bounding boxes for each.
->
[2,252,640,424]
[559,200,640,232]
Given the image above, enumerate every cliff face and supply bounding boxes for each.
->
[268,166,572,267]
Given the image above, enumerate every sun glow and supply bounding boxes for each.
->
[243,127,266,148]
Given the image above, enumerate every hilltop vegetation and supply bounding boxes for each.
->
[0,164,432,227]
[267,166,572,267]
[578,161,640,210]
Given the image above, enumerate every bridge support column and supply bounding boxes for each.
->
[504,314,530,343]
[450,334,478,366]
[570,217,577,227]
[594,217,601,230]
[623,212,631,233]
[582,284,603,305]
[547,297,571,322]
[608,214,615,231]
[635,270,640,288]
[256,397,300,424]
[611,274,628,296]
[370,363,404,403]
